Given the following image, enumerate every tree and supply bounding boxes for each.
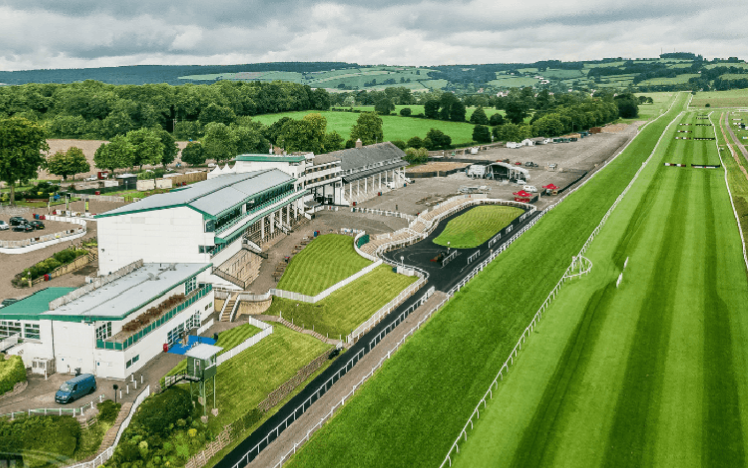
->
[94,135,135,175]
[323,131,344,152]
[472,125,491,143]
[505,100,529,124]
[424,100,440,119]
[614,93,639,118]
[180,142,206,166]
[232,124,269,155]
[404,147,429,164]
[489,113,505,126]
[390,140,407,150]
[46,147,90,180]
[350,112,384,146]
[399,108,412,117]
[153,127,179,167]
[198,103,237,126]
[469,107,489,125]
[202,122,238,163]
[375,98,395,115]
[126,128,165,170]
[277,115,327,153]
[494,123,522,142]
[407,136,424,149]
[449,100,467,122]
[0,117,49,204]
[533,114,565,137]
[426,128,451,149]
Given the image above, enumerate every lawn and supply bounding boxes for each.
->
[162,323,262,381]
[338,105,508,122]
[691,89,748,108]
[267,264,418,339]
[282,92,690,468]
[250,111,482,146]
[276,234,372,296]
[451,111,748,467]
[433,205,524,249]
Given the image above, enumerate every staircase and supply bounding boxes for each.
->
[242,240,268,259]
[96,401,132,452]
[220,293,238,322]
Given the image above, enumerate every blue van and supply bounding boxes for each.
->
[55,374,96,404]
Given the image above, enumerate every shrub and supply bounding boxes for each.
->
[0,355,26,395]
[399,108,412,117]
[390,140,407,150]
[705,103,711,108]
[0,415,81,468]
[133,388,192,435]
[98,400,121,424]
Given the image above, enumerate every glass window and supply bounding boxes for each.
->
[95,322,112,341]
[23,323,41,340]
[0,321,22,339]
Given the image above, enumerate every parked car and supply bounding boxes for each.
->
[516,179,527,185]
[549,163,558,169]
[523,185,538,193]
[84,175,97,181]
[9,216,28,226]
[525,162,539,168]
[207,163,216,168]
[29,220,45,230]
[55,374,97,404]
[0,220,8,231]
[514,161,522,166]
[12,223,34,232]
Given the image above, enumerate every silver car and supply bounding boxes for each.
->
[0,220,8,231]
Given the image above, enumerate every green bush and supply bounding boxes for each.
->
[17,248,88,283]
[98,400,121,424]
[133,387,192,435]
[0,355,26,395]
[0,415,81,468]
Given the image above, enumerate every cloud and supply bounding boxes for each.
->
[0,0,744,71]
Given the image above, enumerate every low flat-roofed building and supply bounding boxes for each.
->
[1,261,213,380]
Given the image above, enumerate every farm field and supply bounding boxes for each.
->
[433,205,524,249]
[488,75,540,88]
[337,105,508,121]
[453,111,748,467]
[638,73,699,86]
[250,111,481,146]
[691,89,748,108]
[277,234,372,296]
[267,264,418,338]
[283,93,691,468]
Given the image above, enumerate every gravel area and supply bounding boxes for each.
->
[407,162,469,173]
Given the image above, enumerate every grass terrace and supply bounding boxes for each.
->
[277,234,372,296]
[282,92,691,468]
[268,264,418,339]
[433,205,524,249]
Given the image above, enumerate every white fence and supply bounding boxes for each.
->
[113,385,150,447]
[350,207,416,222]
[438,99,685,467]
[216,318,273,366]
[0,333,20,351]
[347,273,427,344]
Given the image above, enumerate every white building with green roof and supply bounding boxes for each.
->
[0,262,213,380]
[96,169,309,286]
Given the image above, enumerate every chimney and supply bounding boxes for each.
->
[355,139,363,149]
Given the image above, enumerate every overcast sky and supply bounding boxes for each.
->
[0,0,744,71]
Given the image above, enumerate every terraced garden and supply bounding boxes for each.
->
[277,234,372,296]
[283,94,690,468]
[451,110,748,467]
[433,205,524,249]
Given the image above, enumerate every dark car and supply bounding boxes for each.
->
[29,220,45,230]
[12,223,34,232]
[55,374,97,404]
[9,217,28,226]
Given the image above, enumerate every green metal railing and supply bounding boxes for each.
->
[96,284,212,351]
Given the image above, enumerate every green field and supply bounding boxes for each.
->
[691,89,748,108]
[337,105,508,122]
[638,73,699,86]
[277,234,372,296]
[250,111,481,146]
[283,94,691,468]
[268,264,418,338]
[631,92,677,122]
[452,110,748,467]
[433,205,524,249]
[488,75,540,88]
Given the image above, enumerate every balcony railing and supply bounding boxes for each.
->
[214,190,296,236]
[96,284,212,351]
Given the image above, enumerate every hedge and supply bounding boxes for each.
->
[0,355,26,395]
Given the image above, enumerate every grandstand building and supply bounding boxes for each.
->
[96,170,308,287]
[0,261,214,380]
[327,141,408,205]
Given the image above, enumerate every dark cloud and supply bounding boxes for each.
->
[0,0,743,71]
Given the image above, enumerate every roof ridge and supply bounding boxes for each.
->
[184,170,270,204]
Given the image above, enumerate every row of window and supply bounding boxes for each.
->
[345,159,400,175]
[0,321,40,340]
[126,355,140,368]
[185,276,198,295]
[96,322,112,341]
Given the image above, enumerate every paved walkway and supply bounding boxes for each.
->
[247,292,448,468]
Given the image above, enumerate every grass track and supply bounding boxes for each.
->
[451,110,748,467]
[433,205,524,249]
[283,94,691,468]
[277,234,372,296]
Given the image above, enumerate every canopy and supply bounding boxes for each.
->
[513,190,531,197]
[542,184,559,190]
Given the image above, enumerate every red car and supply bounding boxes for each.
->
[515,162,522,166]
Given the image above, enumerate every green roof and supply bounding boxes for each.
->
[234,154,306,163]
[0,287,76,321]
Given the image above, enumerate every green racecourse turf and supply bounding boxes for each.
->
[250,111,481,146]
[276,234,372,296]
[451,110,748,467]
[433,205,524,249]
[267,265,418,338]
[283,94,690,468]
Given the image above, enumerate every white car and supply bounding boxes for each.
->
[84,175,97,181]
[0,220,8,231]
[516,179,526,185]
[523,185,538,193]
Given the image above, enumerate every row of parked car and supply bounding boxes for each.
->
[0,216,45,232]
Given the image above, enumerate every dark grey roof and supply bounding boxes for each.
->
[312,154,341,166]
[326,142,406,172]
[99,170,294,219]
[343,161,408,183]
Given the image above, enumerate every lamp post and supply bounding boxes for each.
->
[447,241,451,255]
[400,255,404,269]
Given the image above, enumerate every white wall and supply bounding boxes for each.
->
[98,207,212,274]
[7,321,54,368]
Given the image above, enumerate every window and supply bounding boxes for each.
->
[185,276,197,294]
[205,219,215,233]
[199,245,215,255]
[186,311,201,330]
[126,355,140,368]
[168,323,185,346]
[0,321,21,339]
[23,323,40,340]
[95,322,112,341]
